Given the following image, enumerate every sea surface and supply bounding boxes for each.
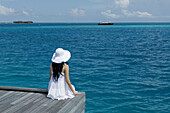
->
[0,23,170,113]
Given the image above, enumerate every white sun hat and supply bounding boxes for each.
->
[51,48,71,63]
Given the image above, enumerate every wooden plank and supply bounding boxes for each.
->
[45,98,72,113]
[0,91,14,100]
[29,98,53,113]
[23,94,47,113]
[0,103,13,113]
[0,91,7,96]
[0,92,25,113]
[0,86,47,94]
[33,98,55,113]
[0,92,30,113]
[2,93,35,113]
[32,97,62,113]
[24,95,50,113]
[66,97,84,113]
[3,94,36,113]
[0,92,17,111]
[11,92,33,104]
[48,98,72,113]
[57,93,85,113]
[57,98,77,113]
[14,93,45,113]
[70,97,85,113]
[0,92,25,104]
[44,99,61,113]
[0,93,14,103]
[67,93,85,113]
[14,102,34,113]
[68,93,85,113]
[81,93,85,113]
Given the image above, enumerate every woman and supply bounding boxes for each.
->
[47,48,81,100]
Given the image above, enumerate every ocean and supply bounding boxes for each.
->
[0,23,169,113]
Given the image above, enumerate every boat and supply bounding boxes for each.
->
[13,21,33,23]
[98,22,114,25]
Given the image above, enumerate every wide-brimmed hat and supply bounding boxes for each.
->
[51,48,71,63]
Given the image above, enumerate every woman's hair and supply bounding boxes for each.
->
[52,62,68,81]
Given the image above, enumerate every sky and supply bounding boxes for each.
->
[0,0,170,22]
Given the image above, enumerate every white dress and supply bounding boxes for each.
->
[47,65,75,100]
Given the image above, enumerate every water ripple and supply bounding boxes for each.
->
[0,23,170,113]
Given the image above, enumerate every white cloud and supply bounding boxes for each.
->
[71,8,85,16]
[122,10,153,17]
[22,10,29,16]
[79,10,85,16]
[71,8,79,16]
[101,10,120,18]
[0,5,14,15]
[115,0,130,8]
[136,11,152,17]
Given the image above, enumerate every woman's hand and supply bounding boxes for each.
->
[74,91,82,95]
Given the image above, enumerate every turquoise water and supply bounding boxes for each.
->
[0,23,170,113]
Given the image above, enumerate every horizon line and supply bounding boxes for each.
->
[0,21,170,23]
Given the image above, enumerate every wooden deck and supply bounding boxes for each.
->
[0,86,85,113]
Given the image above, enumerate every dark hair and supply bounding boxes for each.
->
[52,62,68,81]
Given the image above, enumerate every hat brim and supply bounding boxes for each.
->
[52,49,71,63]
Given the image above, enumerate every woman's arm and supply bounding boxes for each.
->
[64,64,81,95]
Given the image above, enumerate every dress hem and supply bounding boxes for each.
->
[47,95,75,100]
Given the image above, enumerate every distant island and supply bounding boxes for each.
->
[13,21,33,23]
[98,22,114,25]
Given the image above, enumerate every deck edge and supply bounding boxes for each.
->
[0,86,47,93]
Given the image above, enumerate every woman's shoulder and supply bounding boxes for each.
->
[63,63,69,72]
[63,63,69,69]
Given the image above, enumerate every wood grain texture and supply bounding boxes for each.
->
[0,86,85,113]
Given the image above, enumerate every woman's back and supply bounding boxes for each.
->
[47,63,75,100]
[47,48,81,100]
